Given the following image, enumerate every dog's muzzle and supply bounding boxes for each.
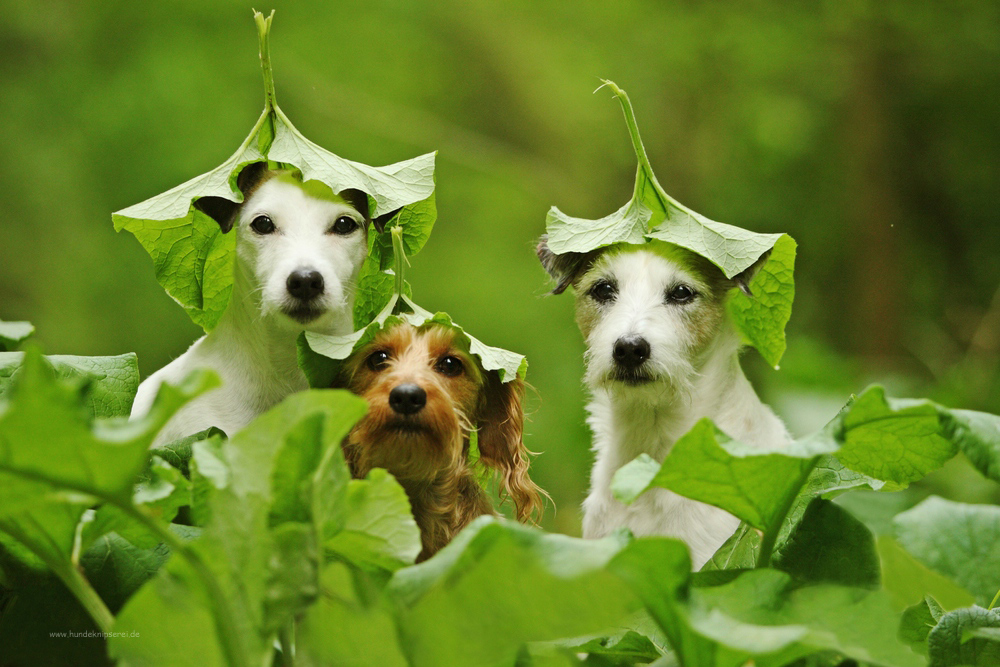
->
[611,335,654,385]
[283,269,326,323]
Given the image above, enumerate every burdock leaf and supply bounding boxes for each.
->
[0,351,139,419]
[543,81,795,365]
[113,10,436,332]
[893,497,1000,607]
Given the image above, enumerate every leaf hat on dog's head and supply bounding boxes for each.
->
[298,227,527,390]
[112,11,436,332]
[539,81,796,368]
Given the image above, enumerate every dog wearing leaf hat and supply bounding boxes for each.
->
[130,162,372,445]
[538,238,791,568]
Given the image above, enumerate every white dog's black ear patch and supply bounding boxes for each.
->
[338,188,371,222]
[536,235,599,295]
[193,162,271,233]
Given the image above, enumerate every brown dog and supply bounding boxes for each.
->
[335,322,543,561]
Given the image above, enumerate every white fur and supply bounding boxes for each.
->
[576,248,790,568]
[131,177,367,445]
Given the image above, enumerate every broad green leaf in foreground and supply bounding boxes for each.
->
[615,385,984,570]
[111,389,368,667]
[543,81,796,366]
[325,468,422,572]
[771,497,880,590]
[112,10,436,331]
[0,351,140,418]
[0,349,215,632]
[387,518,640,667]
[893,496,1000,607]
[609,540,920,667]
[0,320,33,351]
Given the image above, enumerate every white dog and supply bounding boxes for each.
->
[131,163,370,445]
[538,238,790,568]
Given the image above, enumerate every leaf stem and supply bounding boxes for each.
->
[601,80,701,221]
[278,621,295,666]
[254,10,277,111]
[0,519,114,633]
[756,457,820,568]
[391,226,409,297]
[989,588,1000,611]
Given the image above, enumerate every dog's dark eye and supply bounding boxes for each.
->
[666,284,697,304]
[330,215,359,235]
[589,279,617,304]
[435,355,464,377]
[250,215,276,235]
[366,350,390,371]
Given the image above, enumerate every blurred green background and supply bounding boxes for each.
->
[2,0,998,534]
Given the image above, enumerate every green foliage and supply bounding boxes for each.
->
[543,81,796,367]
[2,317,1000,667]
[111,11,437,332]
[893,497,1000,607]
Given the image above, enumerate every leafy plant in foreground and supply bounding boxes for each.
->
[2,319,1000,666]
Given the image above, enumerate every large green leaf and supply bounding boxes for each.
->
[938,408,1000,483]
[387,518,640,667]
[0,351,140,418]
[611,420,835,532]
[112,11,436,331]
[0,349,214,634]
[0,320,33,351]
[617,386,983,571]
[611,542,920,667]
[543,81,795,366]
[297,561,409,667]
[893,497,1000,607]
[110,389,367,667]
[772,497,880,590]
[325,468,422,572]
[926,606,1000,667]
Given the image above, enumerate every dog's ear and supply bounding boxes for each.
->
[476,374,543,523]
[536,235,597,295]
[728,249,772,297]
[193,162,270,233]
[338,188,371,221]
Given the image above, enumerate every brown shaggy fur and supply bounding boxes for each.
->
[335,322,543,561]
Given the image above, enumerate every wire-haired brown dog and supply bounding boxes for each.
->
[335,322,543,561]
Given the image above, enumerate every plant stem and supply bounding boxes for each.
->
[278,621,296,667]
[254,10,277,111]
[602,80,698,220]
[989,588,1000,611]
[391,226,408,297]
[0,519,114,634]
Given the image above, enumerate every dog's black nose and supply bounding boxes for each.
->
[286,270,324,301]
[389,383,426,415]
[613,335,651,369]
